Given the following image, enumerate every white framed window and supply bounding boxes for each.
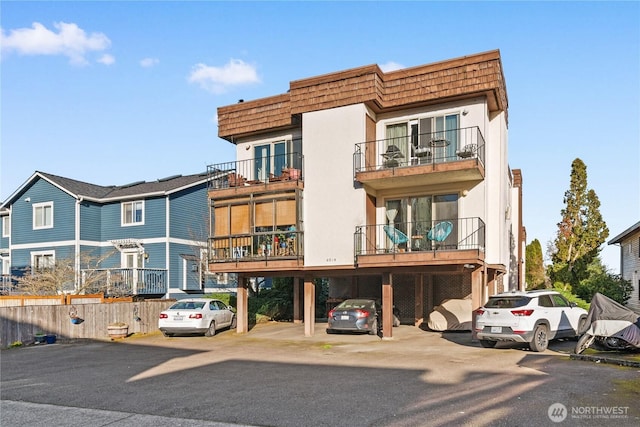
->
[31,250,55,272]
[2,216,9,237]
[122,200,144,226]
[33,202,53,229]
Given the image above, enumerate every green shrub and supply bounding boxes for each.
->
[552,283,590,310]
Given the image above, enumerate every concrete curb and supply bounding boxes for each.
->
[570,353,640,368]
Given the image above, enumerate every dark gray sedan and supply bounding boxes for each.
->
[327,299,379,335]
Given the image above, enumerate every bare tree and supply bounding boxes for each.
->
[16,250,123,296]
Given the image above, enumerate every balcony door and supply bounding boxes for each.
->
[121,250,143,291]
[386,114,459,164]
[254,145,271,181]
[385,194,458,250]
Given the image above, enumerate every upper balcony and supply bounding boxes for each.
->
[354,127,485,190]
[208,152,304,199]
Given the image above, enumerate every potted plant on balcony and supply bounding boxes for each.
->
[107,322,129,339]
[260,236,272,256]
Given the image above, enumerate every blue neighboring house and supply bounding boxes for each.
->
[0,171,233,298]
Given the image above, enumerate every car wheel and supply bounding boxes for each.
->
[230,315,237,329]
[574,316,587,339]
[574,333,594,354]
[479,339,497,348]
[529,324,549,352]
[369,319,378,336]
[204,321,216,337]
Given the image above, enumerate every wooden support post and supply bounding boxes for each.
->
[414,274,424,327]
[382,272,393,339]
[293,277,302,324]
[470,267,484,341]
[304,278,315,337]
[236,274,249,334]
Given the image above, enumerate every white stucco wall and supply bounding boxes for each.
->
[302,104,368,267]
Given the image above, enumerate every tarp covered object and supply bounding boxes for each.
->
[582,292,640,334]
[427,299,472,331]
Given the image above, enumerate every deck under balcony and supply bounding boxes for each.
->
[354,127,485,190]
[208,152,304,199]
[354,217,485,268]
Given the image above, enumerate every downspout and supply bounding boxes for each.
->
[75,196,83,291]
[165,196,170,297]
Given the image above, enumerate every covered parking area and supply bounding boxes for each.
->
[234,264,505,338]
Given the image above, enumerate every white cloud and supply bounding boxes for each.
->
[140,57,159,68]
[0,21,111,66]
[188,58,260,94]
[379,61,405,72]
[97,54,115,65]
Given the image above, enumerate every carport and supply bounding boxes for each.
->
[234,264,504,339]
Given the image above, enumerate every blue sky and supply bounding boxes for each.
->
[1,1,638,270]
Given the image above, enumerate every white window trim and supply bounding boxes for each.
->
[33,202,54,230]
[121,200,145,226]
[1,254,10,275]
[2,216,9,237]
[31,250,55,271]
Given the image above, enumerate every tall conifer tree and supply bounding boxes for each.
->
[549,158,609,288]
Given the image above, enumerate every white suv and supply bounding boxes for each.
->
[475,290,588,352]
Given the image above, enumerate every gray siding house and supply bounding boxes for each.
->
[0,171,230,298]
[609,221,640,312]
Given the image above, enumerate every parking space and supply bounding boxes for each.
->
[2,322,638,426]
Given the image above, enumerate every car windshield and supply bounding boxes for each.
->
[170,301,205,310]
[336,299,374,309]
[485,296,530,309]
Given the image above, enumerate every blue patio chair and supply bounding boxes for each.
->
[383,225,409,252]
[427,221,453,248]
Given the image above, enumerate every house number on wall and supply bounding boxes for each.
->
[325,258,336,263]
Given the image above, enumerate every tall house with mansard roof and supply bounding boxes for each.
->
[207,50,525,336]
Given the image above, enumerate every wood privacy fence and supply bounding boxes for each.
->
[0,294,131,307]
[0,299,175,348]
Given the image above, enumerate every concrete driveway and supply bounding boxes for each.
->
[1,322,639,426]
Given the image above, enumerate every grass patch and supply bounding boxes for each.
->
[613,379,640,397]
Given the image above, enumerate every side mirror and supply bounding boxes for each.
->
[570,302,577,307]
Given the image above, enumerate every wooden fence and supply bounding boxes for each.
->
[0,299,175,348]
[0,293,133,308]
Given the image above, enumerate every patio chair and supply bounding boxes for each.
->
[383,225,409,252]
[427,221,453,249]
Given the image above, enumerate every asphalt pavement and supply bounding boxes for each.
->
[1,322,639,427]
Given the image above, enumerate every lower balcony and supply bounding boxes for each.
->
[81,268,167,296]
[354,217,485,267]
[209,230,304,264]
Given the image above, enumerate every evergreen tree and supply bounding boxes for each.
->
[548,158,609,289]
[525,239,546,289]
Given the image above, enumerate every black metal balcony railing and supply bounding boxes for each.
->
[208,151,303,189]
[81,268,167,296]
[209,230,304,263]
[354,217,485,256]
[354,127,485,173]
